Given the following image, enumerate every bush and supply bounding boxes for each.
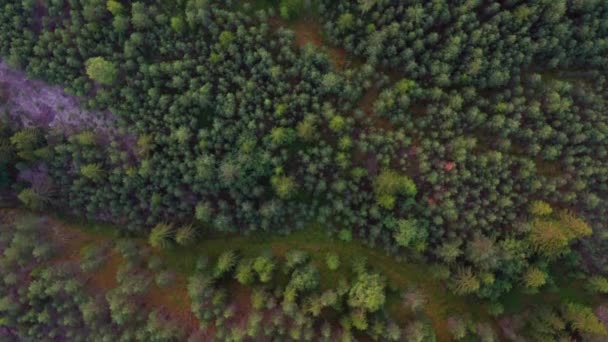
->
[326,253,340,270]
[338,229,352,242]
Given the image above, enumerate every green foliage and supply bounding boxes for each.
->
[394,218,427,252]
[252,256,275,283]
[234,258,254,285]
[326,253,340,270]
[279,0,303,20]
[288,264,319,293]
[185,0,209,28]
[529,200,553,217]
[85,57,117,85]
[80,163,104,181]
[587,276,608,294]
[131,2,150,30]
[195,201,212,222]
[561,303,607,335]
[404,320,435,342]
[285,250,309,269]
[522,266,547,289]
[337,13,354,30]
[148,223,174,249]
[271,175,297,199]
[175,225,197,246]
[529,211,592,258]
[447,316,469,340]
[73,131,97,146]
[328,115,346,132]
[374,170,417,209]
[338,229,352,242]
[170,16,185,33]
[17,188,49,210]
[296,116,316,141]
[106,0,124,15]
[451,268,480,295]
[10,129,42,161]
[3,1,608,339]
[348,273,386,312]
[214,250,237,278]
[270,126,294,146]
[218,31,235,47]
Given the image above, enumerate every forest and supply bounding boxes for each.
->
[1,0,608,341]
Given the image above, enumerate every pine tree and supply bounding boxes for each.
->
[452,267,480,295]
[148,223,174,249]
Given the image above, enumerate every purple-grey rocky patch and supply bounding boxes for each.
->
[0,61,119,139]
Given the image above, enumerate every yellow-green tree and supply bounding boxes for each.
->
[374,170,417,209]
[562,303,607,335]
[85,57,117,85]
[148,223,174,249]
[522,266,547,289]
[529,209,592,258]
[452,267,480,295]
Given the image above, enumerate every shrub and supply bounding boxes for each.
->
[338,229,352,242]
[326,253,340,271]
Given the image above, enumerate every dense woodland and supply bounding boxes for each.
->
[1,0,608,340]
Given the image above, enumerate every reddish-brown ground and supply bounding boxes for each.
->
[87,252,122,290]
[49,222,102,264]
[358,86,394,130]
[291,19,348,70]
[270,16,348,70]
[146,275,199,331]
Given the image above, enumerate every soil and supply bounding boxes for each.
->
[146,275,199,332]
